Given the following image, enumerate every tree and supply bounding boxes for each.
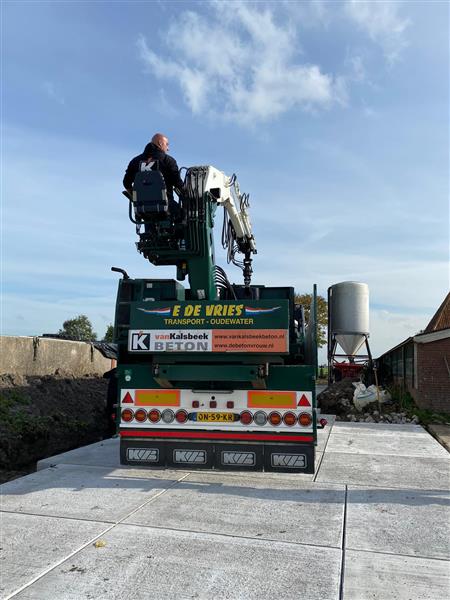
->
[294,293,328,348]
[58,315,97,341]
[103,324,114,343]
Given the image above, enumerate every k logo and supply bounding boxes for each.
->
[129,331,151,351]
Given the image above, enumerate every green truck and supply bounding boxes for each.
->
[112,165,323,473]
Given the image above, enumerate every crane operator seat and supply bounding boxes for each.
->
[132,163,169,222]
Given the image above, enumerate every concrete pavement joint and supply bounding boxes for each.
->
[0,509,115,525]
[114,520,343,551]
[318,478,449,491]
[313,420,335,482]
[343,546,450,563]
[338,485,348,600]
[3,471,191,600]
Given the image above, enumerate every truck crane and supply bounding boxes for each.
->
[111,165,322,473]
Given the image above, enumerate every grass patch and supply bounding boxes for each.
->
[387,385,450,426]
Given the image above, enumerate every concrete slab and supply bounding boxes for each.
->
[331,422,426,435]
[346,486,450,559]
[37,438,121,470]
[1,464,186,522]
[343,550,450,600]
[325,431,448,458]
[13,524,342,600]
[0,512,108,598]
[316,452,450,489]
[125,472,345,548]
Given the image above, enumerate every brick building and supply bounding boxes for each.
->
[378,292,450,412]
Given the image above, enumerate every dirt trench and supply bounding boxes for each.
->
[0,373,111,483]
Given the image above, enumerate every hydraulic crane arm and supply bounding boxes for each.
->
[185,166,257,254]
[129,164,257,298]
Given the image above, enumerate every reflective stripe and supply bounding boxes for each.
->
[120,430,314,442]
[135,390,180,406]
[248,391,296,409]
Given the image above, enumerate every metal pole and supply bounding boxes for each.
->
[373,366,381,411]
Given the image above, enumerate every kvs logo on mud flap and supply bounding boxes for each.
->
[270,453,306,468]
[126,448,159,462]
[221,451,256,466]
[173,450,207,464]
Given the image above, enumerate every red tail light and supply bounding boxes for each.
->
[192,401,199,408]
[121,409,134,422]
[175,410,188,423]
[134,409,147,422]
[210,400,217,408]
[320,418,328,427]
[148,409,161,423]
[268,412,282,426]
[299,412,312,427]
[240,411,253,425]
[226,401,234,409]
[283,412,296,426]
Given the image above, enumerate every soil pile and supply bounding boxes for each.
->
[317,379,420,424]
[0,372,109,483]
[317,379,358,416]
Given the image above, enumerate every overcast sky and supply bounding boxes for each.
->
[2,0,449,361]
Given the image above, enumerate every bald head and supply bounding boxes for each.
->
[152,133,169,153]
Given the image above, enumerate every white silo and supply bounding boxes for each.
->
[327,282,372,382]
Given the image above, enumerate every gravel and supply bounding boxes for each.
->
[317,379,420,425]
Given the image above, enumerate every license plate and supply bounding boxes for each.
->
[193,412,235,422]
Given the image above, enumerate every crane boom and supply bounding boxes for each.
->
[186,166,257,254]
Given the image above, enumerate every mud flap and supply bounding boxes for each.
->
[120,438,315,473]
[214,444,264,471]
[263,444,315,474]
[166,442,214,469]
[120,439,166,467]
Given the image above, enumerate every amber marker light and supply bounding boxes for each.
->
[134,409,147,422]
[283,412,296,426]
[298,413,312,427]
[148,409,161,423]
[268,412,282,426]
[121,409,134,422]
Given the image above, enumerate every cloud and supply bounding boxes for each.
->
[344,1,411,64]
[155,88,180,118]
[137,2,344,125]
[281,0,332,28]
[42,81,65,105]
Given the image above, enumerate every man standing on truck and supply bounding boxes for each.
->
[123,133,184,211]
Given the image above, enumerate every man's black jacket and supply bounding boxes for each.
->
[123,142,184,201]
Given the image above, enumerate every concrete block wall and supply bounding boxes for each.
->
[415,338,450,412]
[0,336,114,378]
